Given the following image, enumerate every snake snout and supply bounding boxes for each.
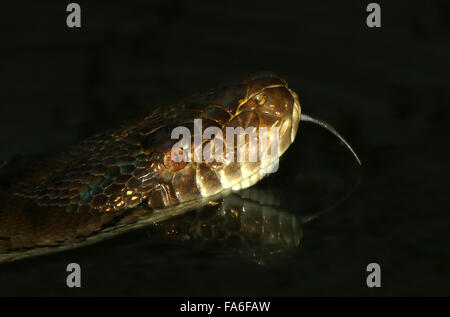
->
[236,74,302,158]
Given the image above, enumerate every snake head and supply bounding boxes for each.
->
[138,73,303,206]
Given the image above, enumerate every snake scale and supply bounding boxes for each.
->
[0,72,360,263]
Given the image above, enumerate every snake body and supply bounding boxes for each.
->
[0,72,303,262]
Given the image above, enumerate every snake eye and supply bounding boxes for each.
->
[163,148,187,171]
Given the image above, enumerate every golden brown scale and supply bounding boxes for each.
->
[0,73,302,260]
[0,192,120,252]
[12,72,297,215]
[0,72,361,262]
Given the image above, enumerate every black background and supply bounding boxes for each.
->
[0,0,449,296]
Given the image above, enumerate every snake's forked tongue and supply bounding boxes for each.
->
[300,113,362,166]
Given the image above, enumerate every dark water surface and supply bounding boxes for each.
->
[0,1,448,295]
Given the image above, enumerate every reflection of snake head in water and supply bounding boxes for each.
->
[156,187,303,266]
[0,72,360,262]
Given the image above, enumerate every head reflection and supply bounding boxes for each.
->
[147,187,305,266]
